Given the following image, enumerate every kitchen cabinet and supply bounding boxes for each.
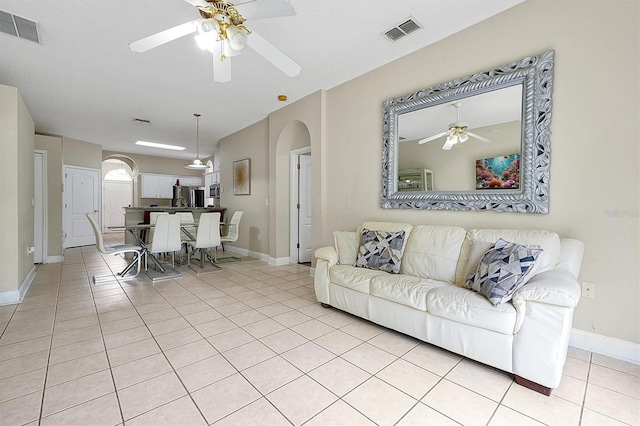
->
[140,174,175,198]
[181,176,204,187]
[204,172,219,187]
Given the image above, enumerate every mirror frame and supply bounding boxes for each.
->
[381,50,554,213]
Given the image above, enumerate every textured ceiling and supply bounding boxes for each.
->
[0,0,524,159]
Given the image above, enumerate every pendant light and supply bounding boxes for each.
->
[185,113,208,170]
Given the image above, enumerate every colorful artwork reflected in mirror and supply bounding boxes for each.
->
[476,153,520,190]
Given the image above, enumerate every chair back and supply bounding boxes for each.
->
[149,212,169,224]
[195,212,221,249]
[150,214,182,253]
[175,212,194,225]
[224,211,243,242]
[86,214,108,253]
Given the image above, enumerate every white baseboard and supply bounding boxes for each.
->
[269,256,291,266]
[0,265,37,306]
[224,245,270,263]
[570,328,640,365]
[223,246,302,267]
[46,255,64,264]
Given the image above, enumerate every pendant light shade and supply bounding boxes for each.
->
[185,113,208,170]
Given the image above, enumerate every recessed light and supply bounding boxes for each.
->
[136,141,185,151]
[278,94,288,102]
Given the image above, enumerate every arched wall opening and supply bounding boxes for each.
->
[274,120,312,262]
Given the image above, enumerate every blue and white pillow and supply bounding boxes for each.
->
[354,228,406,274]
[465,238,543,306]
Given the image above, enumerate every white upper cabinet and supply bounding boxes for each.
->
[181,176,204,187]
[140,174,174,198]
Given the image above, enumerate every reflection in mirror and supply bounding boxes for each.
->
[381,50,554,213]
[398,86,522,191]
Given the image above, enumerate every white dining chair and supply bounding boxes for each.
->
[147,214,182,270]
[219,210,243,261]
[86,213,143,280]
[147,212,169,244]
[187,212,221,270]
[176,211,196,263]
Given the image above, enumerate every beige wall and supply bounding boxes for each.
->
[0,85,35,293]
[63,137,102,169]
[220,0,638,344]
[103,150,207,177]
[35,134,64,257]
[320,0,639,343]
[219,118,270,255]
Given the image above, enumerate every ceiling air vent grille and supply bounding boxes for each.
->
[0,10,40,43]
[383,17,422,42]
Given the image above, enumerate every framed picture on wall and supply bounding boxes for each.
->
[233,158,251,195]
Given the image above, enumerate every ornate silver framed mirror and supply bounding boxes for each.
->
[381,50,554,213]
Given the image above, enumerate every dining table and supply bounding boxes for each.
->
[108,221,229,276]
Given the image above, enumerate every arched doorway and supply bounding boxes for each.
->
[102,156,138,232]
[274,120,312,264]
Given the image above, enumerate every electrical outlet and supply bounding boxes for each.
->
[581,281,595,298]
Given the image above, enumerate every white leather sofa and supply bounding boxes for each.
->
[314,221,584,395]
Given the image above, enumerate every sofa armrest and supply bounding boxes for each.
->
[512,270,581,308]
[315,246,338,267]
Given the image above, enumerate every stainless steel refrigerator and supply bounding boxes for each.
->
[172,185,205,208]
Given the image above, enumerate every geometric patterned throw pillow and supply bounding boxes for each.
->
[354,228,406,274]
[465,238,543,306]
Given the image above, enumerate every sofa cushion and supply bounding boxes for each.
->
[426,285,517,335]
[355,228,406,274]
[401,225,467,283]
[360,221,412,247]
[455,229,561,287]
[334,231,359,265]
[371,275,448,311]
[329,265,386,294]
[465,239,543,306]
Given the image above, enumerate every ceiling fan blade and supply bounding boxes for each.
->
[467,131,491,143]
[212,43,231,83]
[246,31,301,77]
[418,131,449,144]
[182,0,209,7]
[235,0,296,20]
[129,20,198,52]
[442,138,457,150]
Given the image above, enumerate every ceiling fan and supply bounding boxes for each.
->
[418,101,490,150]
[129,0,301,83]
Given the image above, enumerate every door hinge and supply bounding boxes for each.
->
[296,203,300,209]
[297,163,300,170]
[297,243,300,248]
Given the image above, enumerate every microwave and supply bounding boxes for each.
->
[210,183,220,198]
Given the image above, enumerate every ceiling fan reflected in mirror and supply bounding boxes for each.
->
[129,0,301,83]
[418,101,491,150]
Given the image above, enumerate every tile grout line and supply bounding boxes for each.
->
[36,259,62,425]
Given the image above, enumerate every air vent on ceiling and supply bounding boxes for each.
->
[383,17,422,42]
[0,10,40,43]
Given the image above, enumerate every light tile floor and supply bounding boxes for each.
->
[0,233,638,425]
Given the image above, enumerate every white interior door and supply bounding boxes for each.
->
[34,151,46,263]
[298,155,313,263]
[103,181,132,232]
[64,166,100,248]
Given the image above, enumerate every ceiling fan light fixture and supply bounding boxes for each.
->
[185,113,209,170]
[226,25,248,50]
